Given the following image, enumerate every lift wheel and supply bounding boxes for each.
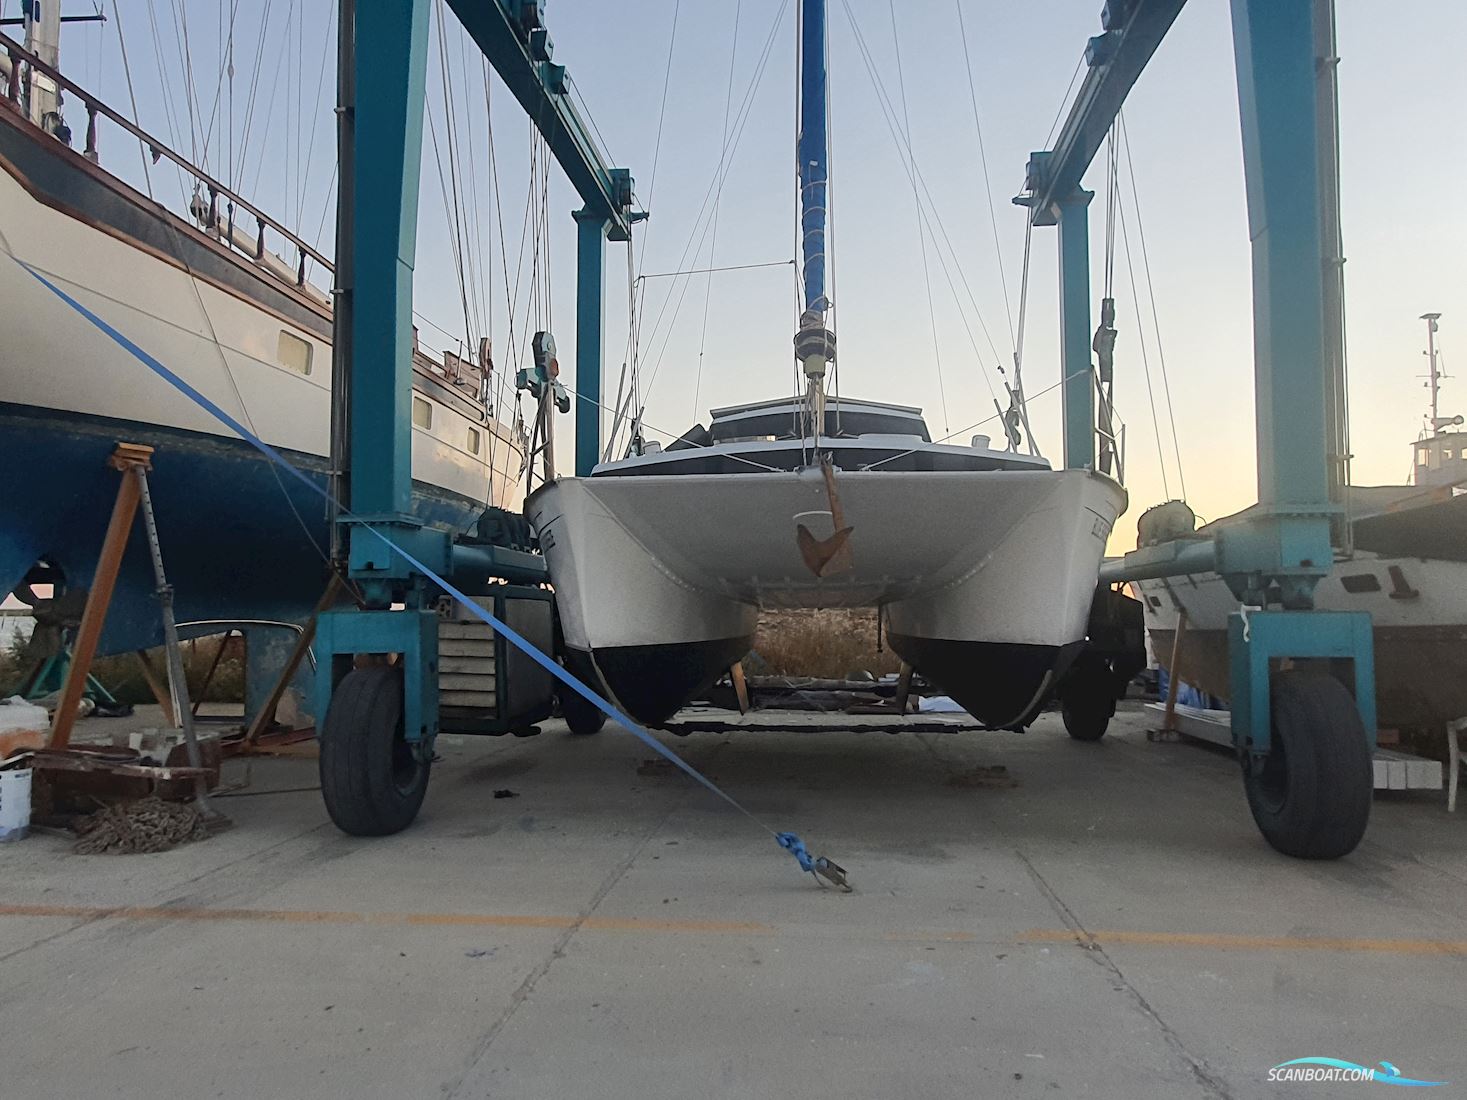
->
[1243,670,1371,860]
[320,665,431,836]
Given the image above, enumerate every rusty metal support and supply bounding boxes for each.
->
[241,574,346,746]
[730,661,750,715]
[190,629,234,718]
[49,443,152,749]
[1161,609,1189,734]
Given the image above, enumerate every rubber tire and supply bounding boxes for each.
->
[561,689,606,736]
[319,665,430,836]
[1060,662,1116,742]
[558,651,606,736]
[1244,671,1372,860]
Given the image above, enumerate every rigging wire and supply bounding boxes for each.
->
[692,0,743,424]
[838,0,1006,392]
[637,0,792,400]
[1112,133,1170,500]
[1011,214,1040,456]
[953,0,1015,353]
[888,0,948,433]
[613,0,682,458]
[103,6,327,566]
[1119,112,1187,500]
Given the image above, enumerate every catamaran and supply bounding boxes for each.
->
[527,0,1127,728]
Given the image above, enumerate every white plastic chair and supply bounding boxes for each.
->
[1449,718,1467,813]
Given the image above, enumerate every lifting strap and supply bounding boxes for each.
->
[13,255,847,892]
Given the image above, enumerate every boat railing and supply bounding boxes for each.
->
[1,30,332,294]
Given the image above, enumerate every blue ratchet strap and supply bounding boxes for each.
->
[777,832,852,891]
[16,256,849,891]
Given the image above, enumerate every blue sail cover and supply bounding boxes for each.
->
[798,0,829,315]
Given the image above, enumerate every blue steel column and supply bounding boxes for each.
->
[1056,191,1094,470]
[1224,0,1332,606]
[349,0,428,517]
[574,209,608,477]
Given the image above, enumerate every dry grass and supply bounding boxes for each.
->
[747,608,903,680]
[0,630,244,705]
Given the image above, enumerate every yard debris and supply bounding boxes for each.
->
[72,796,229,854]
[946,765,1018,790]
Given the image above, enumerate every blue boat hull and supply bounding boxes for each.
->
[1,403,485,655]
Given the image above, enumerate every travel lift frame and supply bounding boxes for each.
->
[1029,0,1375,858]
[313,0,637,834]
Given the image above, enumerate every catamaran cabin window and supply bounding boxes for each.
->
[412,396,433,429]
[467,426,482,454]
[277,331,313,375]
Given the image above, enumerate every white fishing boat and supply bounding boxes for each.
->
[1139,315,1467,731]
[527,0,1126,728]
[0,11,525,655]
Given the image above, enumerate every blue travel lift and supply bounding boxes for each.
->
[312,0,637,834]
[1030,0,1375,858]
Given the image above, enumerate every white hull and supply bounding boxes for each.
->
[529,468,1126,726]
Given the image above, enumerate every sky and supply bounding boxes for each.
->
[53,0,1467,550]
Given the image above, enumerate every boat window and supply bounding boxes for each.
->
[467,426,481,455]
[277,330,313,375]
[1339,573,1381,594]
[412,396,433,429]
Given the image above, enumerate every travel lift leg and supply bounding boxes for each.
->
[1038,0,1372,856]
[314,0,441,835]
[1218,0,1372,859]
[312,1,636,834]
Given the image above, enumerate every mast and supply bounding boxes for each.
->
[23,0,62,133]
[794,0,836,435]
[1422,312,1443,431]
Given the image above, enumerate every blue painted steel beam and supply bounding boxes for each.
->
[1216,0,1334,607]
[1025,0,1187,226]
[349,0,429,518]
[574,210,607,477]
[444,0,633,241]
[1058,192,1094,470]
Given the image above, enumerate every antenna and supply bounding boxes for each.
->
[1420,312,1458,433]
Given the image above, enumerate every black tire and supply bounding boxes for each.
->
[1060,660,1117,742]
[319,665,430,836]
[558,651,606,736]
[1244,671,1372,860]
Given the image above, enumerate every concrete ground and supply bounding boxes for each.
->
[2,703,1465,1100]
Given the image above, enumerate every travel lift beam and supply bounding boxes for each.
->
[313,0,639,834]
[1030,0,1374,858]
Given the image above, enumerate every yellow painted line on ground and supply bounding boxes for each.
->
[3,904,1463,955]
[0,903,773,937]
[1019,928,1467,956]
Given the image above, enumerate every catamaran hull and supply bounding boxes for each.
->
[1139,555,1467,730]
[528,468,1125,726]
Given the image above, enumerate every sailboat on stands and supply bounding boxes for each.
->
[527,0,1127,729]
[0,9,526,657]
[1138,314,1467,734]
